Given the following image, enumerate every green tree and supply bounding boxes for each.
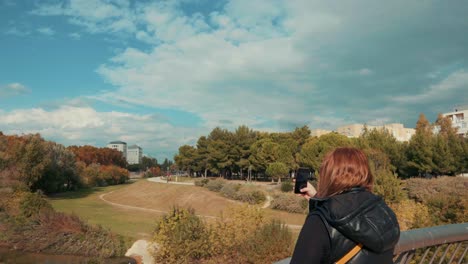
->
[266,162,289,183]
[233,126,257,180]
[141,156,158,171]
[406,114,435,176]
[15,134,49,190]
[296,132,351,170]
[174,145,197,176]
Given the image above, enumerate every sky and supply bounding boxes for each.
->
[0,0,467,161]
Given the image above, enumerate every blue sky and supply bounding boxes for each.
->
[1,0,467,161]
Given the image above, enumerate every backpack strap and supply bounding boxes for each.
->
[335,243,363,264]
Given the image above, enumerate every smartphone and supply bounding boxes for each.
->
[294,167,310,194]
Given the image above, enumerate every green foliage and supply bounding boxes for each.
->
[266,162,289,182]
[280,181,293,192]
[19,191,53,218]
[296,133,351,170]
[365,149,405,203]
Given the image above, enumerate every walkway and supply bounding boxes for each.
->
[147,176,195,185]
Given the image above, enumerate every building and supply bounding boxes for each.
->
[443,106,468,137]
[127,145,143,165]
[337,123,415,142]
[107,141,127,159]
[311,129,332,137]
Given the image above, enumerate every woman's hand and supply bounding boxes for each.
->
[299,181,317,200]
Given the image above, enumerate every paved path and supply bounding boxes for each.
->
[147,176,194,185]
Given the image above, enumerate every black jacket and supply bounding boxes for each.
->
[291,188,400,264]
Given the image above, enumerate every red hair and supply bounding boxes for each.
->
[316,147,374,197]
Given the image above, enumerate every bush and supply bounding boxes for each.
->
[0,191,127,258]
[152,207,210,264]
[270,193,308,214]
[389,199,431,231]
[194,178,210,187]
[236,186,266,205]
[405,176,468,224]
[151,206,294,264]
[205,179,225,192]
[19,191,53,218]
[220,183,241,200]
[280,181,293,192]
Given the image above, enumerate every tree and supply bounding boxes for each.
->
[233,126,257,180]
[174,145,197,176]
[195,136,210,177]
[141,156,158,171]
[15,134,49,190]
[357,127,406,176]
[406,114,435,176]
[266,162,289,183]
[296,133,351,170]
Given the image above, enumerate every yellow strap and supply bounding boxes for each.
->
[335,243,363,264]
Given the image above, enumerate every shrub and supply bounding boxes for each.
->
[0,191,127,258]
[152,207,210,264]
[389,199,431,231]
[280,181,293,192]
[405,176,468,224]
[194,178,210,187]
[236,186,266,204]
[150,205,294,264]
[220,183,241,200]
[270,193,308,214]
[242,219,293,264]
[205,179,225,192]
[19,191,53,218]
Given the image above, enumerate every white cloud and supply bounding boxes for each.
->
[0,83,30,98]
[358,68,373,76]
[4,27,30,36]
[393,70,468,103]
[24,0,468,156]
[69,32,81,39]
[0,105,202,160]
[37,27,55,36]
[32,0,136,34]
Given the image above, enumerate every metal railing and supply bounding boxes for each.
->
[394,223,467,264]
[274,223,468,264]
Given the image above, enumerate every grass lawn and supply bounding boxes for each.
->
[48,180,160,240]
[48,179,307,243]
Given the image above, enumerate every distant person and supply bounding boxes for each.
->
[291,147,400,264]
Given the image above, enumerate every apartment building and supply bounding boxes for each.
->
[127,145,143,165]
[336,123,415,142]
[443,107,468,137]
[107,141,127,159]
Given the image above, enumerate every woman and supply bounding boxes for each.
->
[291,147,400,264]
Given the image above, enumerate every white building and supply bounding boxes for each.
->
[107,141,127,159]
[443,106,468,137]
[127,145,143,165]
[337,123,415,142]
